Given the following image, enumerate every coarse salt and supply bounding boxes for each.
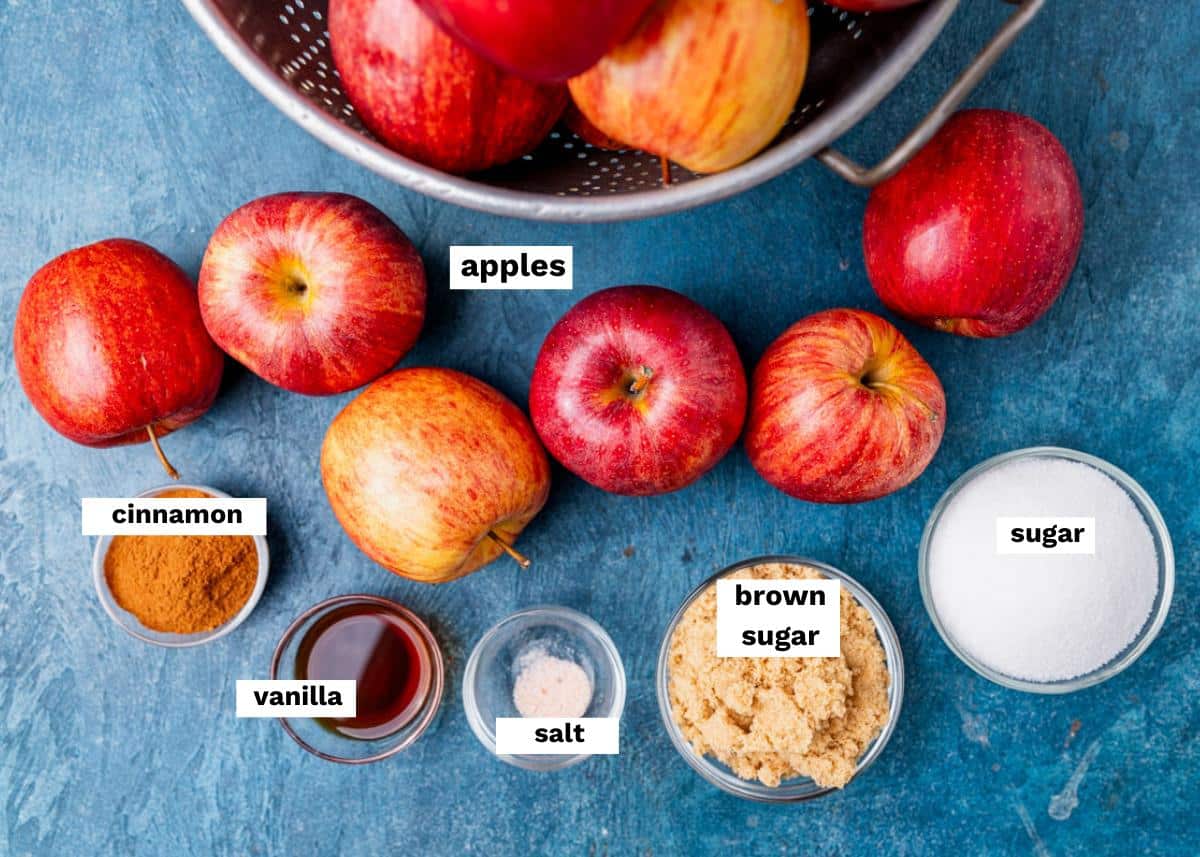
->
[512,646,593,718]
[927,455,1159,682]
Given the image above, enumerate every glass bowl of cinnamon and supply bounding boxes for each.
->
[91,483,269,647]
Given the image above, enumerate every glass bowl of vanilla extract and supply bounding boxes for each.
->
[270,594,445,763]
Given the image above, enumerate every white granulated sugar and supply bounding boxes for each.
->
[928,456,1159,682]
[512,646,593,718]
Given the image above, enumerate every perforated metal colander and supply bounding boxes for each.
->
[181,0,1043,221]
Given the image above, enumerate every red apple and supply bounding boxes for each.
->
[321,368,551,583]
[329,0,566,174]
[568,0,809,173]
[746,308,945,503]
[13,239,224,475]
[415,0,655,82]
[823,0,923,10]
[530,286,746,496]
[198,192,426,396]
[864,109,1084,338]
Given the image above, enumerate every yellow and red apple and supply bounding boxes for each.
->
[198,192,426,396]
[530,286,746,496]
[321,368,551,583]
[329,0,566,174]
[569,0,810,173]
[746,308,945,503]
[564,98,625,151]
[14,239,224,475]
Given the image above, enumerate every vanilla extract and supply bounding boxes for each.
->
[295,603,432,740]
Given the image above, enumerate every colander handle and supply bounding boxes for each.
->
[816,0,1046,188]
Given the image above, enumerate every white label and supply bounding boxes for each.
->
[235,680,356,718]
[82,497,267,536]
[494,717,619,755]
[449,245,573,290]
[716,579,841,658]
[996,517,1096,555]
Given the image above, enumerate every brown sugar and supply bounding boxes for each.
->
[103,488,258,634]
[667,562,890,789]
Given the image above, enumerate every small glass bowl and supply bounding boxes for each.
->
[919,446,1174,694]
[91,483,269,647]
[270,594,445,764]
[463,605,626,772]
[656,556,905,802]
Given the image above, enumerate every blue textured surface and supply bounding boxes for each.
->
[1,1,1197,855]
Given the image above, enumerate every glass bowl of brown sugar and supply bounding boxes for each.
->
[91,483,269,647]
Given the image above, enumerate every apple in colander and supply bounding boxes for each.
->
[414,0,655,82]
[329,0,566,174]
[824,0,924,10]
[568,0,810,174]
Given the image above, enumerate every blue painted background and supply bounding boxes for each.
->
[1,1,1197,854]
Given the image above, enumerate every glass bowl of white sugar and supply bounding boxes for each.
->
[462,605,626,771]
[919,447,1174,693]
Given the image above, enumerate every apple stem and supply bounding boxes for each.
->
[487,530,531,569]
[628,366,654,395]
[660,156,672,186]
[145,424,180,480]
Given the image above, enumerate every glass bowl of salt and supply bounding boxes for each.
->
[462,605,626,771]
[919,446,1174,693]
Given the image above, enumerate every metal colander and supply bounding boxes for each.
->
[182,0,1043,221]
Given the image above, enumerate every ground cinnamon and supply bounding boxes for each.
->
[104,488,258,634]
